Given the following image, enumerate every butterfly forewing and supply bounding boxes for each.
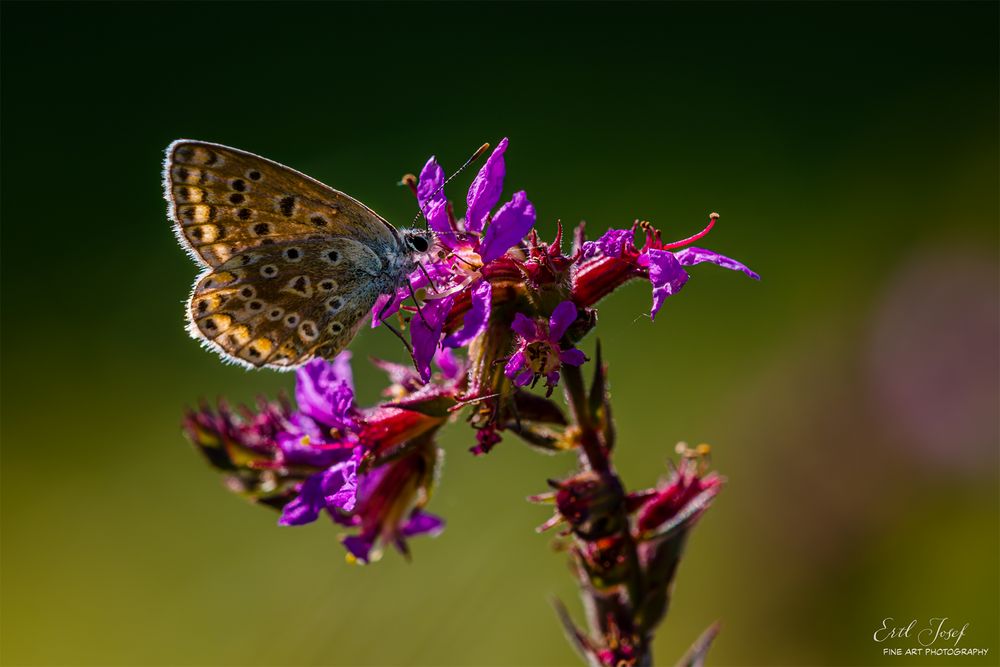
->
[190,239,386,369]
[166,140,421,371]
[164,140,398,267]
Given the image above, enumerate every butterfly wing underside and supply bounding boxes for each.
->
[164,140,402,369]
[189,238,386,369]
[164,140,397,267]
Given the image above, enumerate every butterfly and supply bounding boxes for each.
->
[163,140,435,371]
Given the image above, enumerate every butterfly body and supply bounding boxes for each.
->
[164,140,431,370]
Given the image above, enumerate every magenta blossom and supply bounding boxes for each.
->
[574,216,760,318]
[276,354,362,526]
[340,443,444,564]
[504,300,587,395]
[372,138,537,380]
[275,354,448,568]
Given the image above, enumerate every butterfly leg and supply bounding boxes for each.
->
[375,295,414,357]
[416,262,440,294]
[406,278,430,328]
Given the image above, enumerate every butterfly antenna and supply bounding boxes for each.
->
[410,142,491,228]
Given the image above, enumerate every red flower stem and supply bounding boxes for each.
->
[561,362,606,471]
[561,361,651,663]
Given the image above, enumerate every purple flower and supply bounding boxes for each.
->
[269,354,450,561]
[504,300,587,395]
[465,137,508,233]
[276,354,363,526]
[294,354,357,432]
[574,216,760,318]
[371,138,536,360]
[339,442,444,564]
[409,294,457,383]
[278,453,359,526]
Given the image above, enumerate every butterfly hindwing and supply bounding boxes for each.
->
[189,238,387,370]
[164,140,399,268]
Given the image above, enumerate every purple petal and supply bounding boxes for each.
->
[425,200,458,249]
[465,137,508,233]
[410,294,456,382]
[324,450,361,513]
[276,424,353,468]
[401,510,445,538]
[514,369,534,387]
[294,356,356,430]
[511,312,540,340]
[558,348,587,366]
[434,348,462,380]
[443,280,491,348]
[645,248,690,320]
[478,190,535,264]
[581,228,635,259]
[548,300,578,342]
[545,371,560,387]
[417,156,445,209]
[673,246,761,280]
[342,535,375,563]
[504,350,527,379]
[278,472,328,526]
[330,351,354,388]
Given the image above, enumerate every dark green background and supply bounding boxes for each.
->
[2,2,997,665]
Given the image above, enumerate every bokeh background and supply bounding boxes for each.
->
[2,2,997,665]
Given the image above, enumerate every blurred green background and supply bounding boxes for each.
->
[2,2,997,665]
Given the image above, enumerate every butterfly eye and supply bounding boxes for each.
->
[409,235,430,253]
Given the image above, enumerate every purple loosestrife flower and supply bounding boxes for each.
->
[340,440,444,564]
[274,354,360,526]
[184,352,453,563]
[505,300,587,395]
[372,138,538,379]
[573,215,760,318]
[183,397,301,510]
[181,140,757,666]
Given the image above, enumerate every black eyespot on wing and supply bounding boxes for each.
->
[229,193,245,204]
[279,196,295,216]
[238,208,252,220]
[311,215,327,227]
[248,170,261,181]
[231,179,246,192]
[253,222,270,235]
[285,248,300,260]
[326,250,339,262]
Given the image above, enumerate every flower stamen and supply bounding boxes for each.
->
[658,212,719,250]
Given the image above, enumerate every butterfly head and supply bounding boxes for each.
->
[401,228,435,258]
